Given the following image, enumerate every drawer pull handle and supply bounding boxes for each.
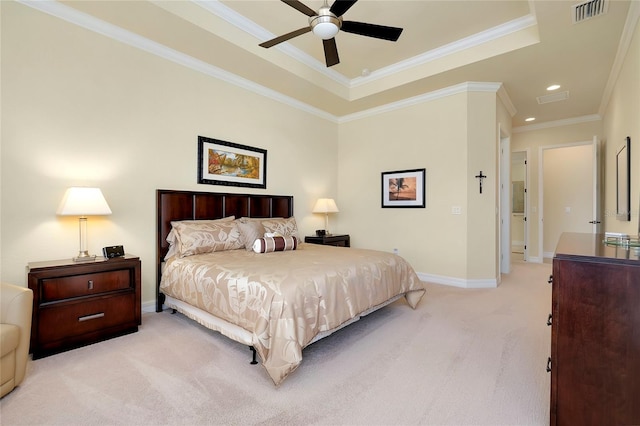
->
[78,312,104,322]
[88,280,94,290]
[546,357,552,372]
[547,313,552,326]
[548,275,553,284]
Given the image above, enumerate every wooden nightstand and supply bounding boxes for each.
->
[27,255,141,359]
[304,234,350,247]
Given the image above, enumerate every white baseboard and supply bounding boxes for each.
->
[142,300,157,313]
[417,272,497,288]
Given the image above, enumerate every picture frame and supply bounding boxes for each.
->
[381,168,426,208]
[198,136,267,189]
[616,136,631,221]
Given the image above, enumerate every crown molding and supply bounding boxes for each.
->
[17,0,339,123]
[17,1,515,126]
[193,0,537,97]
[497,85,517,117]
[191,0,351,87]
[512,114,602,133]
[339,82,503,123]
[598,0,640,116]
[350,14,537,89]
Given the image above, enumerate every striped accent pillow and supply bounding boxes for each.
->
[252,235,298,253]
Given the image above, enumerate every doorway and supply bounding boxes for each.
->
[511,151,528,261]
[539,138,601,260]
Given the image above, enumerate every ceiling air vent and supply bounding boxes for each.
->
[537,91,570,104]
[572,0,608,24]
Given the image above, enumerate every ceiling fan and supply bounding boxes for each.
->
[259,0,403,67]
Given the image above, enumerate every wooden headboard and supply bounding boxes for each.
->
[156,189,294,311]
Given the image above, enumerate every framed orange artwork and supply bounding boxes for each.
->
[198,136,267,189]
[381,168,425,208]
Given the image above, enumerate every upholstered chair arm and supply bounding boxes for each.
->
[0,283,33,387]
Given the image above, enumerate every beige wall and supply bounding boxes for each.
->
[338,93,469,280]
[3,1,636,307]
[511,121,604,260]
[337,89,503,286]
[1,2,338,308]
[512,13,639,259]
[1,3,504,307]
[603,15,640,235]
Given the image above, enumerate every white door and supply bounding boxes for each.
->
[511,151,528,260]
[591,136,603,233]
[500,135,510,274]
[541,139,600,258]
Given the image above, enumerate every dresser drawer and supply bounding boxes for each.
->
[37,293,137,344]
[41,270,131,302]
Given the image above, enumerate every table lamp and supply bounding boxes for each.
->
[57,187,112,261]
[312,198,339,235]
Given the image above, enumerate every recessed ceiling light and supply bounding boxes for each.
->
[547,84,561,91]
[525,117,536,122]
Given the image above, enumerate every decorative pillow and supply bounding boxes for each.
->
[165,217,236,260]
[237,220,266,251]
[253,235,298,253]
[168,218,243,258]
[259,217,301,243]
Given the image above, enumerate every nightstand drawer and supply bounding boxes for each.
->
[41,270,131,302]
[29,255,141,358]
[37,293,137,344]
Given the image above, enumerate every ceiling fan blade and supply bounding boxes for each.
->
[259,27,311,48]
[282,0,316,17]
[341,21,403,41]
[323,38,340,67]
[330,0,358,17]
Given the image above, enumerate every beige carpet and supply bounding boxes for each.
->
[1,260,552,425]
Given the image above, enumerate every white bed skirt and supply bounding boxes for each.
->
[163,293,404,354]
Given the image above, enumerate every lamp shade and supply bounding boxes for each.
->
[57,187,112,216]
[312,198,339,214]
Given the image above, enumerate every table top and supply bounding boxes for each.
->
[555,233,640,263]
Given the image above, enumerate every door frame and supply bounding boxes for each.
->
[512,149,529,262]
[499,131,510,275]
[538,137,601,261]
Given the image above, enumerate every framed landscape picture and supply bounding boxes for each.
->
[381,168,426,208]
[198,136,267,189]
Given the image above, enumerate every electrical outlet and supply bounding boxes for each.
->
[452,206,462,215]
[392,248,399,255]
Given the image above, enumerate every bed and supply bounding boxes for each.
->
[156,189,426,385]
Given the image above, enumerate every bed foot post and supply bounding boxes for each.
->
[171,308,177,314]
[249,346,258,365]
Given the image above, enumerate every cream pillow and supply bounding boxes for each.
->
[237,220,266,251]
[166,217,241,258]
[259,217,301,243]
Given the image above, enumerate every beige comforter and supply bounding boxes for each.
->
[160,243,425,385]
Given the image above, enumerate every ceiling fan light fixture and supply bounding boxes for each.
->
[310,8,341,40]
[312,21,339,39]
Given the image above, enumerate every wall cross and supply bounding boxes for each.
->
[475,171,487,194]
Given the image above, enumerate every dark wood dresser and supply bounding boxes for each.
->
[28,255,141,359]
[550,233,640,425]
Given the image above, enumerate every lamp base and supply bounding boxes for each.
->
[73,252,97,262]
